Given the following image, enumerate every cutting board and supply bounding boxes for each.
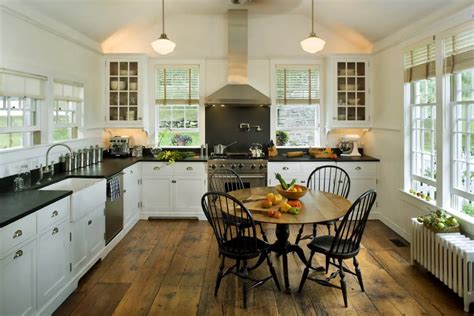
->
[244,198,288,214]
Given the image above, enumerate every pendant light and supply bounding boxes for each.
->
[151,0,176,55]
[300,0,325,54]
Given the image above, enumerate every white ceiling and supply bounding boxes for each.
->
[4,0,473,47]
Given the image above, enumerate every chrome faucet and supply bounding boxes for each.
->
[37,143,73,183]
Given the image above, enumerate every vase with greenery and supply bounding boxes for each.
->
[171,133,193,146]
[276,130,289,146]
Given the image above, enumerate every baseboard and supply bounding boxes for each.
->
[38,279,77,316]
[141,211,206,221]
[377,212,410,242]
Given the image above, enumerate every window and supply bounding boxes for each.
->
[0,70,45,150]
[275,65,320,147]
[404,41,437,200]
[445,28,474,216]
[53,80,82,142]
[155,66,200,147]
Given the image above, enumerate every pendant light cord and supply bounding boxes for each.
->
[162,0,165,34]
[311,0,314,34]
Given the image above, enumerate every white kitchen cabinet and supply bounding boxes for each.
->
[104,54,147,128]
[0,240,37,316]
[141,162,207,219]
[86,205,106,258]
[267,161,336,186]
[123,164,141,227]
[37,220,70,308]
[336,162,377,202]
[327,55,372,128]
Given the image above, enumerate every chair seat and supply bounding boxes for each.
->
[307,235,359,259]
[221,237,269,259]
[222,212,252,227]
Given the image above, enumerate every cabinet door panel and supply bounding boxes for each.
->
[86,206,105,256]
[173,177,205,212]
[71,217,87,273]
[348,179,376,203]
[37,221,69,307]
[0,241,36,316]
[142,178,172,211]
[124,165,140,224]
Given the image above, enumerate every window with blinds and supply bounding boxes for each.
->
[275,65,321,147]
[155,65,200,147]
[404,42,436,82]
[444,28,474,74]
[53,80,83,142]
[0,69,45,149]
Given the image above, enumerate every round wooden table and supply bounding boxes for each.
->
[229,186,351,293]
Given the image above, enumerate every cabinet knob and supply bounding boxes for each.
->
[171,180,177,183]
[88,220,92,225]
[123,189,127,193]
[13,250,23,259]
[13,229,23,239]
[282,167,289,170]
[52,227,59,235]
[153,166,161,170]
[186,166,193,171]
[130,170,133,174]
[355,166,362,170]
[51,210,59,217]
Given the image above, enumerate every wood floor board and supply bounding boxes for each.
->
[54,220,470,316]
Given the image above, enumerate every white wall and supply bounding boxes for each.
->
[0,7,104,176]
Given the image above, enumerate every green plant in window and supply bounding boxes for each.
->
[462,203,474,216]
[276,130,289,146]
[171,133,192,146]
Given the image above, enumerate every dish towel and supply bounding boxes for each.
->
[108,177,121,202]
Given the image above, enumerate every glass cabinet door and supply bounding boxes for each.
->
[108,61,139,122]
[336,60,367,122]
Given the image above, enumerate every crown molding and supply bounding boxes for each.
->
[373,4,473,53]
[0,3,103,54]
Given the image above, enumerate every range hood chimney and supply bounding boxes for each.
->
[205,9,271,107]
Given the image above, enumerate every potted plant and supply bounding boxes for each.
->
[276,130,289,146]
[171,133,193,146]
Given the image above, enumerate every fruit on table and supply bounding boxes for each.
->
[266,193,275,201]
[288,200,302,208]
[288,207,300,215]
[280,202,291,213]
[261,199,273,208]
[267,210,282,218]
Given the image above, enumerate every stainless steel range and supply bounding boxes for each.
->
[208,153,267,190]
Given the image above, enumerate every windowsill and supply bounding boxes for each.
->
[0,137,89,154]
[160,146,201,149]
[399,189,474,225]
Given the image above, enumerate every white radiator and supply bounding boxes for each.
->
[411,218,474,312]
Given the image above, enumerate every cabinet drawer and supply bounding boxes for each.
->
[302,161,336,175]
[0,213,36,257]
[37,197,70,232]
[141,162,174,176]
[337,162,377,178]
[268,163,302,175]
[174,163,206,176]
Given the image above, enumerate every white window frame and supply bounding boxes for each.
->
[270,59,324,148]
[52,80,83,142]
[150,60,205,148]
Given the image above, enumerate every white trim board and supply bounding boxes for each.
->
[0,3,102,54]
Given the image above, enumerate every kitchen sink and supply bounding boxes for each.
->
[40,178,106,221]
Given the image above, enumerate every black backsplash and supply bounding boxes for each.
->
[205,106,270,153]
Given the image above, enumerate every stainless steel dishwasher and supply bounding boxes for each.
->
[105,172,124,245]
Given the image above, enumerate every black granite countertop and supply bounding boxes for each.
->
[267,154,380,162]
[0,190,72,228]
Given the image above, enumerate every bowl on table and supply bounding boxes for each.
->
[275,184,308,200]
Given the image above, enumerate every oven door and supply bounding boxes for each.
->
[238,174,267,190]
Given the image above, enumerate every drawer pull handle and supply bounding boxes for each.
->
[51,210,59,217]
[130,170,133,174]
[14,250,23,259]
[282,167,289,170]
[171,180,177,183]
[123,189,127,193]
[153,166,161,170]
[300,180,306,183]
[355,166,362,170]
[13,230,23,239]
[186,167,193,171]
[88,220,92,225]
[52,227,59,235]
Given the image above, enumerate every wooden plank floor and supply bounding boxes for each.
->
[54,220,469,316]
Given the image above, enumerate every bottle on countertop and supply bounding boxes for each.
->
[19,164,31,188]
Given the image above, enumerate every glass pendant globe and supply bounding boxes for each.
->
[300,34,326,54]
[151,34,176,55]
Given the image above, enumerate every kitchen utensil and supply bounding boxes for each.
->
[275,184,308,200]
[213,141,237,155]
[249,143,264,158]
[268,140,278,157]
[339,134,361,156]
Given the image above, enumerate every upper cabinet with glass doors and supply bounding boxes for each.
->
[327,56,372,128]
[105,55,147,127]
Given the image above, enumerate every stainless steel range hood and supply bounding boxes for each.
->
[205,9,271,107]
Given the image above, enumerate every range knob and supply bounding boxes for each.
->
[210,164,217,169]
[259,164,266,169]
[238,163,244,169]
[251,164,256,169]
[231,164,237,169]
[219,164,225,168]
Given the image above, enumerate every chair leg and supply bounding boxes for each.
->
[338,259,348,307]
[353,257,365,292]
[258,223,268,242]
[326,223,331,235]
[295,224,305,244]
[214,256,225,296]
[266,253,281,291]
[312,223,317,238]
[298,251,315,293]
[242,260,248,308]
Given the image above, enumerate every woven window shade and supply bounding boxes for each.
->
[404,43,436,83]
[276,65,320,105]
[0,68,47,99]
[156,65,200,105]
[54,79,84,102]
[444,28,474,74]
